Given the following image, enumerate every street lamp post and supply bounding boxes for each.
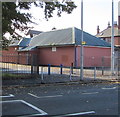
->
[111,0,115,75]
[80,0,84,80]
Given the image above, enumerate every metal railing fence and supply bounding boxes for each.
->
[1,54,119,80]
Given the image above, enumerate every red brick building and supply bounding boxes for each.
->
[19,27,111,67]
[2,27,112,67]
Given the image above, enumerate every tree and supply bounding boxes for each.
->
[2,1,77,49]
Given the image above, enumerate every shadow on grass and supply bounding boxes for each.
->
[2,73,34,80]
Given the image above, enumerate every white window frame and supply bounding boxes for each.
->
[52,47,56,52]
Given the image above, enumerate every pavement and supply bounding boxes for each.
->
[2,74,120,88]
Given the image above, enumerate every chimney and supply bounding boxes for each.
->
[118,1,120,29]
[107,22,111,28]
[52,27,56,30]
[114,21,117,27]
[97,25,100,34]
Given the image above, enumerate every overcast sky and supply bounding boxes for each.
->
[29,0,119,35]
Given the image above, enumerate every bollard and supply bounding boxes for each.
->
[102,66,104,76]
[102,57,104,75]
[94,67,96,80]
[70,67,72,81]
[71,63,73,74]
[37,65,39,75]
[60,64,63,75]
[41,67,44,81]
[48,64,51,75]
[31,65,33,75]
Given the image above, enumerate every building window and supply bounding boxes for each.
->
[52,47,56,52]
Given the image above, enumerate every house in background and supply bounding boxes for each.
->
[96,2,120,58]
[95,22,120,61]
[19,27,111,67]
[96,22,120,47]
[96,2,120,47]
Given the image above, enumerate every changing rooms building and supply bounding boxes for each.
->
[19,27,111,67]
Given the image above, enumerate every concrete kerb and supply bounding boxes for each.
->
[2,78,119,89]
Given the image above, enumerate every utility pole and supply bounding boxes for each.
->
[80,0,84,80]
[111,0,115,75]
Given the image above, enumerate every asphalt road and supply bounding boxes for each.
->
[2,83,119,117]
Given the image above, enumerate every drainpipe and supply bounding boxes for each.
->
[74,46,77,67]
[118,1,120,29]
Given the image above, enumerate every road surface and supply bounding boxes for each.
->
[2,82,119,116]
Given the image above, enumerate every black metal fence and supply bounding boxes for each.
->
[1,54,119,80]
[1,54,39,79]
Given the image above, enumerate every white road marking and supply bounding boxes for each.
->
[0,100,48,115]
[102,87,117,90]
[39,95,63,98]
[28,93,63,99]
[28,93,40,98]
[82,92,99,95]
[20,100,47,115]
[57,111,95,117]
[20,113,48,117]
[0,94,14,98]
